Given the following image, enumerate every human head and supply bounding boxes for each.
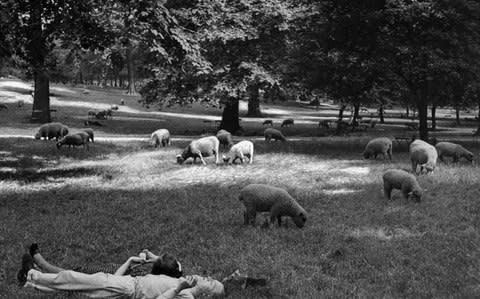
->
[151,253,183,278]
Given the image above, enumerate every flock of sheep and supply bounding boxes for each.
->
[33,121,475,229]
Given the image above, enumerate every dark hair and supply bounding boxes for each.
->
[151,253,183,278]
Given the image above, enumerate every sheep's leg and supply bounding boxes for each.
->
[249,150,253,164]
[383,183,392,200]
[388,148,393,161]
[439,155,445,163]
[197,152,207,165]
[411,160,417,174]
[239,152,244,164]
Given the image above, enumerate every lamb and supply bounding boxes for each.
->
[363,137,393,161]
[176,136,220,165]
[382,169,422,202]
[262,120,273,126]
[56,133,89,151]
[264,128,286,142]
[222,140,254,164]
[216,129,233,149]
[34,122,69,141]
[239,184,307,228]
[151,129,171,147]
[410,139,438,174]
[435,142,474,163]
[281,118,294,127]
[82,128,94,143]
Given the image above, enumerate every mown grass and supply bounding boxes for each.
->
[1,137,480,298]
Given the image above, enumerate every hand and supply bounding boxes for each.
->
[129,256,147,264]
[177,276,197,292]
[141,249,158,261]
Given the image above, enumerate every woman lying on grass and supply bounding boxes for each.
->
[18,244,266,298]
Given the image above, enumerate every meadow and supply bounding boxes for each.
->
[0,79,479,298]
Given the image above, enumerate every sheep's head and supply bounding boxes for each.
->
[292,212,307,228]
[363,151,371,159]
[407,189,422,202]
[176,154,185,164]
[56,141,64,149]
[34,132,41,140]
[464,151,474,162]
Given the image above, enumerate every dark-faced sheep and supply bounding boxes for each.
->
[151,129,171,148]
[363,137,393,161]
[435,142,474,163]
[382,169,422,202]
[264,128,286,142]
[34,122,69,141]
[223,140,254,164]
[262,120,273,126]
[281,118,294,127]
[56,133,89,151]
[82,128,94,143]
[239,184,307,228]
[176,136,220,165]
[216,129,233,149]
[410,139,438,174]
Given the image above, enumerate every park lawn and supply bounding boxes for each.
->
[0,137,479,298]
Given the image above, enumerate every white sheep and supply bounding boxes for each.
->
[382,169,422,202]
[176,136,220,165]
[239,184,307,228]
[56,133,89,151]
[363,137,393,161]
[409,139,438,174]
[82,128,94,143]
[222,140,254,164]
[34,122,69,141]
[264,128,286,142]
[435,142,474,163]
[216,129,233,148]
[151,129,171,147]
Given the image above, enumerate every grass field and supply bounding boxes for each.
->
[1,79,480,298]
[1,137,479,298]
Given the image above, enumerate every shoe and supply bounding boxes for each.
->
[17,253,34,287]
[29,243,39,257]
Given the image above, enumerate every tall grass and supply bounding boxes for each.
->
[1,138,479,298]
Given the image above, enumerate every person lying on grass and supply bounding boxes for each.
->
[18,243,266,298]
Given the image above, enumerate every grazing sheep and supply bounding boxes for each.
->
[176,136,220,165]
[281,118,294,127]
[410,139,438,174]
[34,122,69,141]
[111,104,119,111]
[151,129,170,147]
[82,128,94,143]
[262,120,273,126]
[84,120,103,127]
[382,169,422,202]
[363,137,393,161]
[239,184,307,228]
[264,128,286,142]
[223,140,254,164]
[56,133,89,150]
[435,142,474,163]
[216,129,233,149]
[87,110,96,119]
[120,99,125,105]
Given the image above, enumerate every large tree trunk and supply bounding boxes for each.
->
[126,44,135,94]
[455,105,461,125]
[431,105,436,130]
[378,105,385,123]
[417,97,429,141]
[338,104,347,120]
[220,97,241,134]
[31,69,51,123]
[247,86,262,117]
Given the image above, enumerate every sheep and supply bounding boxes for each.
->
[151,129,170,148]
[264,128,286,142]
[176,136,220,165]
[87,110,96,119]
[239,184,307,228]
[409,139,438,174]
[111,104,119,111]
[363,137,393,161]
[435,142,474,163]
[222,140,254,164]
[216,129,233,149]
[281,118,294,127]
[56,133,89,151]
[84,120,103,127]
[82,128,94,143]
[34,122,69,141]
[120,99,125,105]
[382,169,422,202]
[262,120,273,126]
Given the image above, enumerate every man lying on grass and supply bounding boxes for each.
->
[18,243,266,298]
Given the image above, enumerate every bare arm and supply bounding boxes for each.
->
[155,276,197,299]
[114,256,145,276]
